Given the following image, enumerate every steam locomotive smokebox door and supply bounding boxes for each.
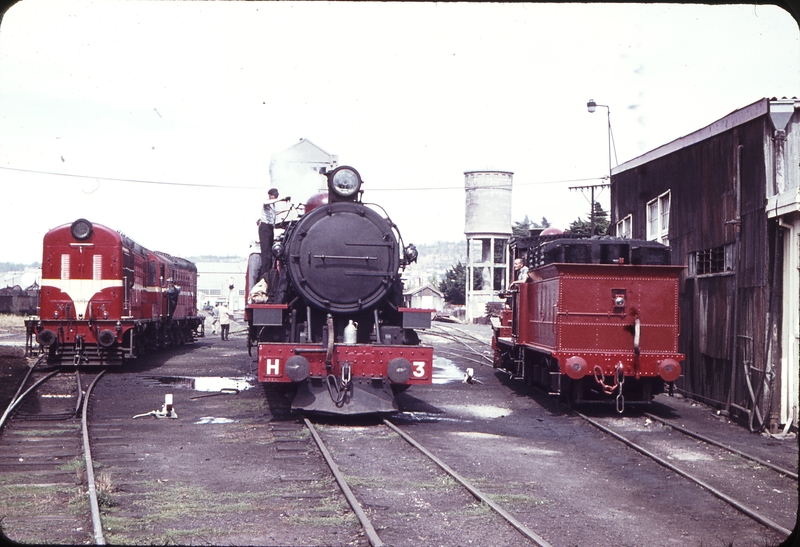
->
[285,202,399,314]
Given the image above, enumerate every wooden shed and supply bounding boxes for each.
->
[610,97,799,433]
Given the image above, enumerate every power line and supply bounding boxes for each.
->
[0,164,607,192]
[0,165,258,190]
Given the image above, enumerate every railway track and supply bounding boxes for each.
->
[429,323,797,541]
[0,359,106,545]
[304,417,553,547]
[577,411,796,539]
[424,324,495,370]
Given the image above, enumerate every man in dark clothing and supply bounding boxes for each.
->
[257,188,280,280]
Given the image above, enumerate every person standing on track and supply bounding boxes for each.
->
[257,188,281,281]
[218,303,233,341]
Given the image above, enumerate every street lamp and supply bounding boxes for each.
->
[586,99,618,177]
[584,99,619,235]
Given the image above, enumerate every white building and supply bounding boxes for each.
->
[464,170,513,322]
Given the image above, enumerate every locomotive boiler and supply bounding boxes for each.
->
[25,219,203,365]
[492,234,684,412]
[245,166,433,415]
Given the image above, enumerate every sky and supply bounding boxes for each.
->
[0,1,798,265]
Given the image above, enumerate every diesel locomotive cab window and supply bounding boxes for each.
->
[149,261,157,286]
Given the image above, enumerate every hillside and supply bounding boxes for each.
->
[403,240,466,289]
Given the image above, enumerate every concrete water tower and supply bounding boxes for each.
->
[464,170,513,322]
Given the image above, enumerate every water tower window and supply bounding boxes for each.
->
[494,239,507,263]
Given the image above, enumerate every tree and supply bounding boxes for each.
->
[512,215,552,237]
[512,215,533,237]
[566,202,609,236]
[438,261,467,305]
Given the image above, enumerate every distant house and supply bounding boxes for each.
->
[195,260,248,311]
[610,97,799,432]
[269,138,339,202]
[404,284,444,313]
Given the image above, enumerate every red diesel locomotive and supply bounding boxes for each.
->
[26,219,203,365]
[245,166,433,415]
[492,234,684,412]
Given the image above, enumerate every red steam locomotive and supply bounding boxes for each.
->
[26,219,203,365]
[245,166,433,415]
[492,234,684,412]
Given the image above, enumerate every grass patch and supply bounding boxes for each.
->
[58,456,85,472]
[11,424,80,436]
[462,500,494,517]
[134,481,268,522]
[283,513,357,527]
[487,492,551,506]
[281,497,358,528]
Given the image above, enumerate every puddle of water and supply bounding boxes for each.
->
[432,356,466,384]
[452,431,504,440]
[440,403,511,419]
[394,412,468,424]
[148,376,255,393]
[195,417,237,424]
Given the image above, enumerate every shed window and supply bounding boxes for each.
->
[646,191,671,245]
[689,244,734,276]
[616,214,632,239]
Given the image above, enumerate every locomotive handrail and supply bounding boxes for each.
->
[312,254,378,261]
[555,311,627,318]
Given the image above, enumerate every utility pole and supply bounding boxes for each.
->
[569,182,610,235]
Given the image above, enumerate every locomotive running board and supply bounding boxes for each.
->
[292,378,399,415]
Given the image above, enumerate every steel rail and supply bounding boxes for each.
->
[81,370,107,545]
[0,370,60,431]
[577,411,792,538]
[3,355,44,415]
[303,418,384,547]
[432,347,492,368]
[644,413,798,480]
[426,328,494,364]
[431,324,494,347]
[383,419,553,547]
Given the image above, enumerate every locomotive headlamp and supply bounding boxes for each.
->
[328,166,362,200]
[271,241,284,259]
[71,218,93,240]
